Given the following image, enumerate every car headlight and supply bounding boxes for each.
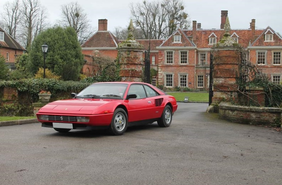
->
[39,115,49,121]
[77,117,89,123]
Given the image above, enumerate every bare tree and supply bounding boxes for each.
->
[21,0,48,49]
[60,2,92,44]
[113,26,145,40]
[1,0,22,39]
[130,0,189,39]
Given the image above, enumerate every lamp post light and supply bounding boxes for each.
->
[41,43,48,78]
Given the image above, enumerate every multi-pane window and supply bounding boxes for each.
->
[232,36,238,43]
[179,74,187,87]
[174,35,181,43]
[166,51,173,64]
[197,75,204,88]
[209,37,217,45]
[152,56,155,65]
[180,51,188,64]
[257,51,266,65]
[272,75,281,84]
[273,52,281,65]
[6,52,9,62]
[0,31,4,41]
[265,34,273,42]
[165,74,173,87]
[199,53,206,64]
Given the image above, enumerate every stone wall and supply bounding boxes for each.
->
[219,102,282,127]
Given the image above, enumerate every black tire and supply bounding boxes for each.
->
[157,105,172,127]
[110,108,128,135]
[54,128,71,133]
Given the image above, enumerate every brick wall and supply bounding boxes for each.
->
[219,102,282,127]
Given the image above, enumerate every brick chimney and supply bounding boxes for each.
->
[98,19,108,31]
[250,19,256,39]
[220,10,228,29]
[193,20,197,41]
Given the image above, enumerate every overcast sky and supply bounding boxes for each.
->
[0,0,281,34]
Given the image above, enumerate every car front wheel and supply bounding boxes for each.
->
[110,108,128,135]
[157,105,172,127]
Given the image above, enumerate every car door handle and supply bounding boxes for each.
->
[148,101,151,104]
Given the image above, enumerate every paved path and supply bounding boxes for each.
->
[0,103,281,185]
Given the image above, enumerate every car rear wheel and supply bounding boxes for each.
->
[54,128,71,133]
[157,105,172,127]
[110,108,128,135]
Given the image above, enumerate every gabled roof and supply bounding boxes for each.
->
[0,27,25,51]
[81,31,118,48]
[159,29,195,48]
[251,26,282,46]
[183,29,264,48]
[136,39,164,51]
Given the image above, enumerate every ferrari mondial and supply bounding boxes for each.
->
[36,82,178,135]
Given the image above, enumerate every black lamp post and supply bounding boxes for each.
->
[41,43,48,78]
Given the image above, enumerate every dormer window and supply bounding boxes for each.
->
[0,31,4,41]
[208,33,217,45]
[174,35,181,43]
[231,32,239,43]
[265,29,274,42]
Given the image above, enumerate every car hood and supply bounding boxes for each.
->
[38,99,119,115]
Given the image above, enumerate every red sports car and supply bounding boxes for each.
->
[36,82,178,135]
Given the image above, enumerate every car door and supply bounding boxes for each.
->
[126,84,151,122]
[143,85,163,119]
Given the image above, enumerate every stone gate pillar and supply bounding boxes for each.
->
[208,17,242,111]
[117,20,144,82]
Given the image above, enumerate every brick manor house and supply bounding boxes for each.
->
[82,10,282,90]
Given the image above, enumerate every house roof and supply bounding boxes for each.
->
[136,39,164,51]
[0,27,25,51]
[81,31,118,48]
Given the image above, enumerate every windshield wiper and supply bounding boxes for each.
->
[102,94,121,98]
[78,94,100,99]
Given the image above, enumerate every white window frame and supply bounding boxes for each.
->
[179,51,188,64]
[179,74,188,87]
[152,56,156,65]
[231,32,239,43]
[165,73,174,87]
[257,51,266,65]
[197,75,204,88]
[0,31,4,41]
[273,51,281,65]
[165,51,174,64]
[6,52,9,62]
[199,52,207,65]
[173,35,181,43]
[208,33,217,45]
[272,75,281,84]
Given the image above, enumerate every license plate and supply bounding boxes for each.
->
[53,123,73,129]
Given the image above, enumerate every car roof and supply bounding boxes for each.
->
[94,82,150,85]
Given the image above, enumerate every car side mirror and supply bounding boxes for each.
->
[71,93,77,98]
[126,94,137,100]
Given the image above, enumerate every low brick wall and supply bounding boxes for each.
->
[219,102,282,127]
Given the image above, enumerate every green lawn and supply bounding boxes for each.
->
[167,92,209,102]
[0,116,35,122]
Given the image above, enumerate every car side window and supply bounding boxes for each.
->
[128,84,147,99]
[144,85,159,97]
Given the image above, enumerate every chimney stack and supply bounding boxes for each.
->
[220,10,228,29]
[193,20,197,41]
[250,19,256,40]
[98,19,108,31]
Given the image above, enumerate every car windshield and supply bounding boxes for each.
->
[76,83,128,99]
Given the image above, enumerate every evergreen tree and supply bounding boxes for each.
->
[0,55,9,80]
[28,26,84,81]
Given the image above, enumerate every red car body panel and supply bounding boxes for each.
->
[36,82,178,128]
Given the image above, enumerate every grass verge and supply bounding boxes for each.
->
[167,92,209,102]
[0,117,36,122]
